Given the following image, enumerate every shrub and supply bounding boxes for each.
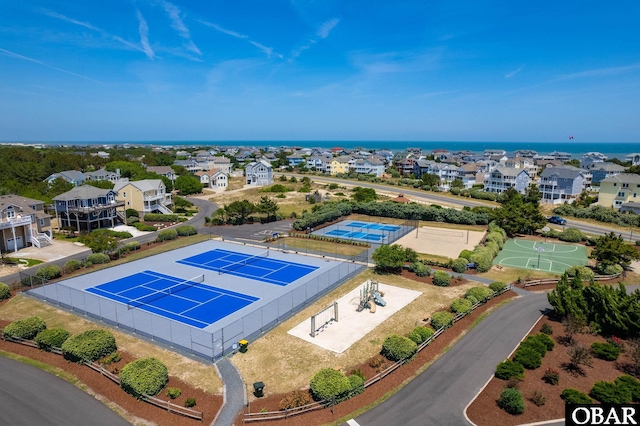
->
[0,282,10,301]
[409,262,431,277]
[498,387,525,415]
[86,253,110,265]
[143,213,179,222]
[451,258,468,273]
[591,342,621,361]
[432,271,451,287]
[598,263,624,275]
[120,357,169,398]
[381,335,418,362]
[348,374,365,396]
[489,281,507,293]
[559,228,583,242]
[431,311,455,330]
[589,381,632,404]
[34,328,70,351]
[530,390,546,407]
[495,360,524,380]
[310,368,351,401]
[134,222,157,231]
[61,329,117,363]
[615,375,640,402]
[513,346,542,370]
[63,259,83,274]
[407,326,435,345]
[157,229,178,241]
[279,390,313,410]
[126,216,140,225]
[3,316,46,339]
[100,352,122,365]
[466,295,478,305]
[35,264,62,280]
[532,333,555,351]
[542,368,560,385]
[166,387,182,399]
[565,266,594,281]
[450,298,473,314]
[520,336,547,357]
[126,208,139,218]
[459,249,474,261]
[176,225,198,236]
[184,398,196,408]
[561,388,592,404]
[465,286,493,302]
[124,241,140,251]
[540,323,553,335]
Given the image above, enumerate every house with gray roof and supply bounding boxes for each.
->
[146,166,177,182]
[588,163,625,184]
[84,169,121,183]
[539,165,586,204]
[114,179,172,214]
[245,159,273,186]
[0,195,52,252]
[626,153,640,166]
[45,170,86,186]
[485,167,531,194]
[353,157,386,177]
[53,185,124,232]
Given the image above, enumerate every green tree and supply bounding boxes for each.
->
[450,178,464,189]
[81,229,119,253]
[591,232,640,268]
[105,161,146,179]
[352,187,378,203]
[224,200,255,224]
[421,173,440,187]
[564,159,581,168]
[257,196,279,221]
[174,175,203,195]
[372,244,407,273]
[85,180,115,190]
[491,187,546,237]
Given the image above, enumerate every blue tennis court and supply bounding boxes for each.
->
[344,221,402,232]
[86,270,258,329]
[176,248,318,286]
[325,229,386,242]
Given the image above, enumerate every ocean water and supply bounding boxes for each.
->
[32,140,640,159]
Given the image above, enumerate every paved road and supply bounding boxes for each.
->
[351,292,551,426]
[0,356,130,426]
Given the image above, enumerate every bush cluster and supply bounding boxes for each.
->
[35,265,62,280]
[134,222,157,231]
[565,266,595,281]
[591,342,621,361]
[348,374,365,396]
[167,387,182,399]
[513,346,542,370]
[451,258,468,273]
[124,241,140,251]
[120,357,169,397]
[554,204,640,227]
[489,281,507,293]
[615,376,640,402]
[431,311,455,330]
[597,263,624,275]
[558,228,584,243]
[0,282,10,301]
[542,368,560,385]
[381,335,418,362]
[561,388,592,404]
[61,329,117,363]
[309,368,352,401]
[157,228,178,241]
[407,326,435,345]
[432,270,451,287]
[409,262,431,277]
[465,287,493,303]
[34,327,70,351]
[176,225,198,236]
[143,213,179,222]
[495,360,524,380]
[86,253,110,265]
[450,298,473,314]
[589,380,632,404]
[279,390,313,410]
[498,387,525,415]
[3,316,46,339]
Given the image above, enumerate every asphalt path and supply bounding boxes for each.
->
[351,292,551,426]
[0,356,130,426]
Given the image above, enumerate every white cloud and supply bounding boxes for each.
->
[197,19,282,59]
[136,10,155,59]
[161,1,201,55]
[561,63,640,79]
[290,16,340,60]
[0,47,101,83]
[317,18,340,39]
[505,65,524,79]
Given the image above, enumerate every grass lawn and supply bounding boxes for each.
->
[281,237,369,257]
[0,295,222,394]
[4,257,44,267]
[232,268,478,397]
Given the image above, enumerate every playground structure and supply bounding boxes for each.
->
[310,302,339,337]
[357,279,386,313]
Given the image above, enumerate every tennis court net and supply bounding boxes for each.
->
[218,250,269,275]
[127,274,205,310]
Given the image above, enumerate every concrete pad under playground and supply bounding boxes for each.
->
[287,282,421,353]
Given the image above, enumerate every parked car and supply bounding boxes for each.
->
[547,215,567,225]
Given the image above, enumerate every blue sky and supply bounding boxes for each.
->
[1,1,639,142]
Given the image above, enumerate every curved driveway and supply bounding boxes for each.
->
[0,356,130,426]
[351,292,551,426]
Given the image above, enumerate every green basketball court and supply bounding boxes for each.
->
[493,239,588,274]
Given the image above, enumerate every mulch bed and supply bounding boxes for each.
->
[235,290,517,425]
[467,314,638,426]
[400,268,470,287]
[0,319,222,426]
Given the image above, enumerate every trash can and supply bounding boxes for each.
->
[238,339,249,353]
[253,381,265,398]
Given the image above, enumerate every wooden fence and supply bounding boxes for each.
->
[1,335,204,421]
[522,273,622,288]
[242,285,511,423]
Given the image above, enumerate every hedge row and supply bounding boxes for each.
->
[3,316,46,339]
[554,204,640,228]
[35,328,71,351]
[61,329,117,363]
[143,213,180,222]
[157,229,178,241]
[176,225,198,236]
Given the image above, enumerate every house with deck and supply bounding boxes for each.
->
[114,180,172,215]
[196,170,228,190]
[539,165,586,204]
[245,160,273,186]
[597,174,640,209]
[53,185,125,232]
[485,167,531,194]
[0,195,52,252]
